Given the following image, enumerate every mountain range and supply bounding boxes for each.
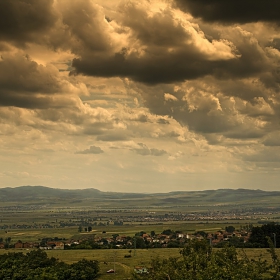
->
[0,186,279,207]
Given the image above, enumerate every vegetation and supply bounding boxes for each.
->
[249,223,280,248]
[0,250,99,280]
[1,247,279,280]
[134,239,280,280]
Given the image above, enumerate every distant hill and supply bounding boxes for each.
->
[0,186,280,207]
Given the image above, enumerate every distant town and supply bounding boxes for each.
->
[0,205,279,230]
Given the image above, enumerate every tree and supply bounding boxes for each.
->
[249,223,280,248]
[225,226,235,233]
[161,229,174,235]
[65,259,99,280]
[0,250,99,280]
[112,234,119,240]
[133,239,274,280]
[135,231,146,237]
[4,237,12,248]
[194,231,207,238]
[135,237,146,249]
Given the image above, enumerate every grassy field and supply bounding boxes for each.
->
[1,248,279,280]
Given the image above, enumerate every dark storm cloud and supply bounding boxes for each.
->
[68,1,241,84]
[71,53,229,84]
[0,0,279,145]
[69,1,274,86]
[174,0,280,24]
[0,54,74,109]
[0,0,57,46]
[76,146,104,154]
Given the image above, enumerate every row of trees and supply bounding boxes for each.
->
[0,250,99,280]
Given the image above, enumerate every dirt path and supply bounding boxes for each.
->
[106,261,131,274]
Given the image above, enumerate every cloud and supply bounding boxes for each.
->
[66,0,279,90]
[76,146,104,154]
[131,143,167,156]
[69,0,238,84]
[174,0,280,24]
[164,93,178,102]
[0,53,87,109]
[263,132,280,146]
[0,0,57,46]
[57,0,118,53]
[243,147,280,163]
[1,0,280,191]
[96,132,129,141]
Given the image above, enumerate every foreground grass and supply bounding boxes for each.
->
[1,248,279,280]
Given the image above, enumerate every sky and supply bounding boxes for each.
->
[1,0,280,193]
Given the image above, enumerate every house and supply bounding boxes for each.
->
[211,239,221,246]
[134,266,149,274]
[47,241,64,250]
[14,242,23,249]
[23,242,33,249]
[116,236,127,242]
[185,234,192,239]
[176,233,185,238]
[145,237,153,243]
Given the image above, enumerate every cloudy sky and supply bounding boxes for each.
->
[1,0,280,192]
